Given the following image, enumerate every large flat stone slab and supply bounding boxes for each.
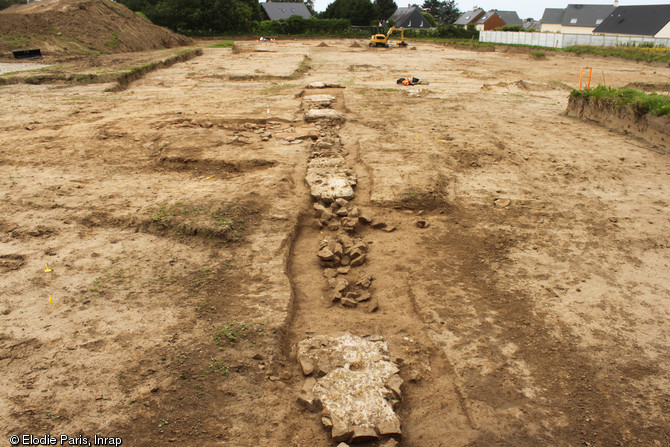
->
[304,108,345,124]
[297,333,403,443]
[305,156,356,202]
[306,82,346,89]
[304,94,336,109]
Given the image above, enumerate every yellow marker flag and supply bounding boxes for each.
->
[48,295,56,307]
[205,175,214,180]
[44,264,52,273]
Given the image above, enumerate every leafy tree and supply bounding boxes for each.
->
[421,0,441,18]
[0,0,26,10]
[374,0,397,22]
[323,0,377,26]
[420,11,436,27]
[421,0,459,25]
[118,0,261,33]
[437,0,459,24]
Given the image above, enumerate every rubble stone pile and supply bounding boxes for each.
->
[297,333,403,444]
[297,84,403,446]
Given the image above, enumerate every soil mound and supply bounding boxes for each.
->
[317,42,329,47]
[350,41,361,48]
[0,0,191,57]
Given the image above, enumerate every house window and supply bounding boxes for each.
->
[570,18,577,24]
[408,21,411,26]
[421,21,424,26]
[596,19,603,24]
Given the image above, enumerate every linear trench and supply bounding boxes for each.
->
[281,83,475,446]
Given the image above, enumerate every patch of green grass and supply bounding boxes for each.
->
[530,51,545,57]
[198,359,230,383]
[289,55,311,80]
[571,85,670,117]
[152,204,176,222]
[135,11,152,23]
[209,40,234,48]
[214,321,263,347]
[261,82,295,95]
[104,40,121,48]
[565,45,670,64]
[148,200,248,242]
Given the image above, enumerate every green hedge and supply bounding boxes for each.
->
[253,19,478,40]
[256,17,351,35]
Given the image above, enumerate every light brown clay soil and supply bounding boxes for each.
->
[1,39,669,446]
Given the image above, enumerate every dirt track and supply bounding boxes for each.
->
[1,39,669,446]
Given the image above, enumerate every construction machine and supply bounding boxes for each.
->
[369,26,408,48]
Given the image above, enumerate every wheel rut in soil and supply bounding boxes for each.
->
[281,84,474,446]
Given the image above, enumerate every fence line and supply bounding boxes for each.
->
[479,30,670,49]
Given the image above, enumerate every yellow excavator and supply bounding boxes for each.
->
[369,26,408,48]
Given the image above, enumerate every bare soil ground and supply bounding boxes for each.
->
[1,39,669,446]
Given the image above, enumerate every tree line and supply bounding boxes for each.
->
[0,0,463,35]
[117,0,462,34]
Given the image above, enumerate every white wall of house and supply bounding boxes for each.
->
[656,21,670,38]
[541,23,562,33]
[562,26,596,35]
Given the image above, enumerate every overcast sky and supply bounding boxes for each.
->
[311,0,670,21]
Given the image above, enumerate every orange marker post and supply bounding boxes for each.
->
[579,67,584,91]
[587,67,593,89]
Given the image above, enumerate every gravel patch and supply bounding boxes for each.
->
[0,62,52,75]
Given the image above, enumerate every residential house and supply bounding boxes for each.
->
[260,2,311,20]
[388,7,432,29]
[474,10,522,31]
[594,5,670,38]
[540,4,615,35]
[454,8,485,28]
[539,8,565,32]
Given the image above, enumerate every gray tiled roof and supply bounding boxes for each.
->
[260,2,311,20]
[541,8,565,24]
[454,9,484,26]
[561,4,615,27]
[476,10,521,26]
[497,11,522,26]
[594,5,670,36]
[388,7,432,29]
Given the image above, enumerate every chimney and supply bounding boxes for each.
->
[614,0,618,6]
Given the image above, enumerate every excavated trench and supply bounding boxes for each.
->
[282,82,473,446]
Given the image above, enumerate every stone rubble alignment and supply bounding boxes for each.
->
[297,333,403,443]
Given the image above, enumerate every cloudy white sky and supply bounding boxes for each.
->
[311,0,670,21]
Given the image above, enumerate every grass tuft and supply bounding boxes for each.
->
[565,45,670,64]
[571,85,670,117]
[208,40,234,48]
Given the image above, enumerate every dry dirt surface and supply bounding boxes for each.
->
[0,0,190,57]
[1,39,669,446]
